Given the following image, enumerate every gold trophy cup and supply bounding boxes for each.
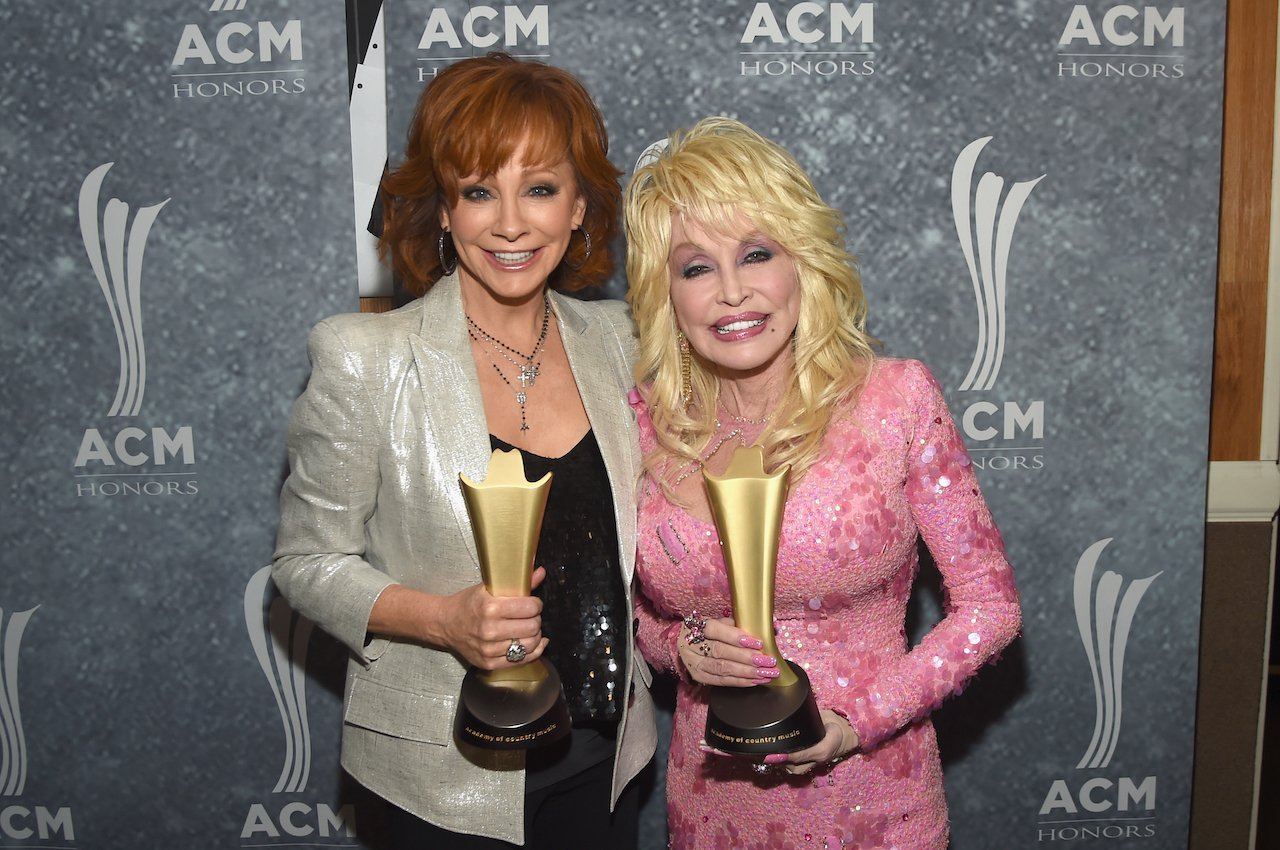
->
[453,448,570,750]
[703,446,823,755]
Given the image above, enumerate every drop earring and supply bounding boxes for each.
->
[678,331,692,407]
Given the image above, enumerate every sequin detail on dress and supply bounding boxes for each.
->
[632,360,1021,850]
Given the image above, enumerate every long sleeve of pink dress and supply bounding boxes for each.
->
[632,359,1021,850]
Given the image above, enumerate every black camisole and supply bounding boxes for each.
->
[489,431,628,789]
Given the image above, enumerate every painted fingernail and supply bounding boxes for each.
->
[756,668,780,678]
[739,636,764,650]
[763,753,788,765]
[751,655,777,667]
[697,743,716,754]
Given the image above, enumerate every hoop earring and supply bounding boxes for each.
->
[678,331,692,407]
[438,230,457,275]
[565,229,593,271]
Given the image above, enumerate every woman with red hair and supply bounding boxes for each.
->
[273,53,654,849]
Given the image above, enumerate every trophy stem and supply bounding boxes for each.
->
[703,448,798,688]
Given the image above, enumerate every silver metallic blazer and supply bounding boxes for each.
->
[272,274,656,844]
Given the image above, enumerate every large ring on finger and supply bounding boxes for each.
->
[696,642,712,657]
[752,763,773,775]
[505,639,527,664]
[683,610,707,645]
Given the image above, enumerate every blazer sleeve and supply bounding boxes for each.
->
[272,318,397,663]
[834,361,1022,750]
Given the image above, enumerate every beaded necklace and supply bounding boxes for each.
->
[466,294,552,433]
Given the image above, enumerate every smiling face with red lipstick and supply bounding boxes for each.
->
[667,214,801,408]
[442,148,586,307]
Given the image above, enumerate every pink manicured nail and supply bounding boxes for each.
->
[763,753,788,765]
[756,668,780,678]
[739,636,764,650]
[751,655,777,667]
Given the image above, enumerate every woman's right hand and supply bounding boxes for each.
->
[437,566,549,669]
[677,615,780,687]
[370,567,549,670]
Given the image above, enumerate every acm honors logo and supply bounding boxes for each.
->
[170,0,305,99]
[415,4,550,82]
[72,163,199,500]
[1036,539,1161,843]
[0,606,77,845]
[240,568,356,845]
[950,137,1045,473]
[1056,4,1186,80]
[738,2,875,78]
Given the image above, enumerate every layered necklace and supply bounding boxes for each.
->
[466,293,552,433]
[672,403,772,487]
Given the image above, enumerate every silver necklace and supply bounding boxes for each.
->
[672,419,745,487]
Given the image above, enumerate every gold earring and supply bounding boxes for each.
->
[678,331,692,407]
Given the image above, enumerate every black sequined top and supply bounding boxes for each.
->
[490,431,629,787]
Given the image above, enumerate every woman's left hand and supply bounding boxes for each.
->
[762,710,860,775]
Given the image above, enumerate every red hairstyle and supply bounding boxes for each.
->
[381,52,621,296]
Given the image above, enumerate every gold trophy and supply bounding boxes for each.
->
[703,446,823,754]
[452,448,570,750]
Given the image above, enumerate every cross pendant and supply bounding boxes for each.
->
[518,364,538,387]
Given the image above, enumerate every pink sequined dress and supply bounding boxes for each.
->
[632,359,1021,850]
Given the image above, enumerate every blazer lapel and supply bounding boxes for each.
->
[407,275,490,568]
[554,293,639,583]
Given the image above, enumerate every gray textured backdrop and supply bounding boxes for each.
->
[1,1,1224,849]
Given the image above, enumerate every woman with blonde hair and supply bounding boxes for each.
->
[626,117,1020,849]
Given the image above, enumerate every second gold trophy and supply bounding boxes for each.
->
[453,448,570,749]
[703,445,823,755]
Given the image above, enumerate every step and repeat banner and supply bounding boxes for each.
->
[1,2,1225,849]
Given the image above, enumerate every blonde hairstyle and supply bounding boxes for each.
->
[624,117,876,492]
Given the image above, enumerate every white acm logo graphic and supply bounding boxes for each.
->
[242,568,354,842]
[1072,538,1161,770]
[950,137,1045,471]
[79,163,170,419]
[1037,540,1160,840]
[951,136,1043,393]
[74,164,196,495]
[1,606,76,843]
[245,567,313,795]
[1,607,38,798]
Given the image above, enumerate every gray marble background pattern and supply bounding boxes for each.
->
[1,1,1225,849]
[1,1,366,848]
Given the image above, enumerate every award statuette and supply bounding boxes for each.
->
[703,446,823,755]
[453,448,570,750]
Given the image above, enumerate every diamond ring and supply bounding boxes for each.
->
[506,639,527,664]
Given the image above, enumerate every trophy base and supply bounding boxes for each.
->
[454,660,572,750]
[705,660,824,755]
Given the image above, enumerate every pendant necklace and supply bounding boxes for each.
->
[466,294,552,432]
